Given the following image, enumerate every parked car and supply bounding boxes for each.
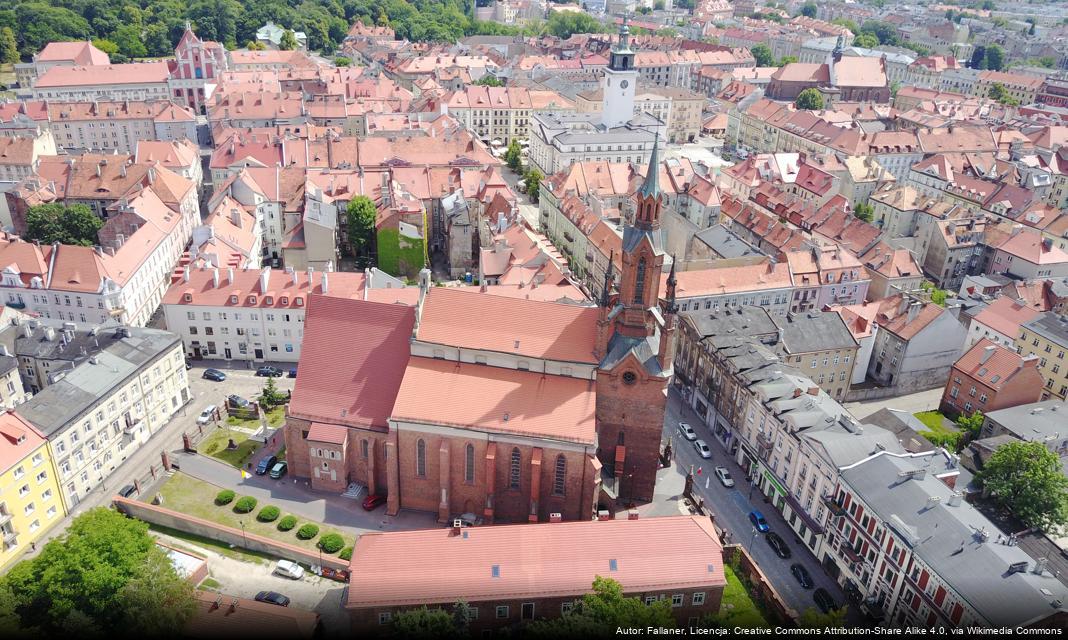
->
[185,360,193,370]
[269,462,288,479]
[256,366,283,377]
[749,510,770,533]
[813,588,838,614]
[790,563,813,589]
[227,394,250,408]
[678,422,697,441]
[196,405,217,425]
[766,532,791,559]
[693,439,712,459]
[273,560,304,580]
[202,368,226,382]
[288,367,297,378]
[254,591,291,607]
[714,467,734,488]
[118,484,137,498]
[256,455,278,476]
[362,494,386,511]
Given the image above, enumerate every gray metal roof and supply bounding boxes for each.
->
[692,224,764,259]
[1023,312,1068,346]
[600,332,665,377]
[984,400,1068,442]
[18,327,181,437]
[684,305,778,340]
[773,311,858,354]
[841,452,1068,627]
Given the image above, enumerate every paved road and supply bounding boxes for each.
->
[498,165,540,229]
[663,388,855,621]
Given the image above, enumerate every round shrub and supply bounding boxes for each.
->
[233,496,258,514]
[257,505,280,522]
[318,533,345,554]
[339,546,353,561]
[277,515,298,531]
[296,523,320,540]
[215,489,235,505]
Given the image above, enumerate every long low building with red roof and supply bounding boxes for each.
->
[345,515,725,632]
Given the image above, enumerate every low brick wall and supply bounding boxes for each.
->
[723,543,799,625]
[113,496,349,571]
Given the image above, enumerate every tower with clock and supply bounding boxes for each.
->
[601,17,638,129]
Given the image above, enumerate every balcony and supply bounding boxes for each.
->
[2,529,17,547]
[0,512,12,527]
[756,433,774,451]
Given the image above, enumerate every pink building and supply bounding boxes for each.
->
[170,24,228,114]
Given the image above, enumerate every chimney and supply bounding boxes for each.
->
[212,267,220,288]
[44,327,56,341]
[231,208,242,228]
[260,267,270,293]
[907,301,921,323]
[321,271,329,294]
[20,323,31,338]
[979,345,997,365]
[228,267,235,285]
[924,495,941,510]
[183,265,191,283]
[947,492,963,507]
[451,519,463,535]
[292,269,299,287]
[1010,223,1023,237]
[306,266,314,286]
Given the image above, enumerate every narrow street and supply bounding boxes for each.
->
[663,387,858,621]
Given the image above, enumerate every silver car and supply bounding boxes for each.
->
[678,422,697,441]
[694,439,712,459]
[715,466,735,488]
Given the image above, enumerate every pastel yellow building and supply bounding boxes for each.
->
[1,410,66,571]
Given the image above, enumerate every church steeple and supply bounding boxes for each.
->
[634,135,663,230]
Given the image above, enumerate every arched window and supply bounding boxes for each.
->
[361,439,369,459]
[465,444,475,484]
[633,257,646,305]
[416,439,426,478]
[509,447,521,490]
[553,455,567,496]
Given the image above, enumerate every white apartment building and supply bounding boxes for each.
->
[16,325,188,511]
[442,86,573,144]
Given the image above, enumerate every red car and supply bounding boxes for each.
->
[362,494,386,511]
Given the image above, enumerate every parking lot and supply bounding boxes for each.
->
[185,360,297,421]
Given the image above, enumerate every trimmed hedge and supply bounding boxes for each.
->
[296,523,320,540]
[257,505,280,522]
[339,547,353,561]
[319,533,345,554]
[277,515,298,531]
[215,490,236,505]
[233,496,258,514]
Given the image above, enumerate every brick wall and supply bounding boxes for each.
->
[596,367,668,503]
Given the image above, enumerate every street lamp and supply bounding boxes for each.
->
[238,519,247,547]
[747,527,758,554]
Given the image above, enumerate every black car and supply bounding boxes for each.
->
[256,366,283,377]
[256,455,278,476]
[288,367,297,378]
[254,591,290,607]
[790,563,813,589]
[813,588,838,614]
[118,485,137,498]
[227,394,250,408]
[766,532,792,559]
[202,368,226,382]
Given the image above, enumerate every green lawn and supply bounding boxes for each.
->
[200,577,221,590]
[719,565,768,628]
[197,426,262,468]
[226,405,286,429]
[913,411,961,450]
[155,472,351,556]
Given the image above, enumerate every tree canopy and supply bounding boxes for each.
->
[346,195,378,261]
[24,203,102,247]
[525,576,675,637]
[2,508,195,635]
[750,43,774,67]
[795,88,824,111]
[981,441,1068,531]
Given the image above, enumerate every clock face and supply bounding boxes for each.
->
[620,80,629,89]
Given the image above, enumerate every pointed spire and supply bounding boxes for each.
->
[600,250,615,308]
[638,134,661,199]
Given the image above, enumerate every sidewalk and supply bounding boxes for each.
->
[170,451,438,536]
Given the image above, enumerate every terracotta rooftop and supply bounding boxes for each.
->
[667,260,794,298]
[416,287,599,364]
[972,295,1041,339]
[953,338,1041,392]
[997,229,1068,265]
[875,295,946,341]
[288,295,414,430]
[35,41,110,65]
[0,411,47,476]
[34,61,170,87]
[346,515,724,608]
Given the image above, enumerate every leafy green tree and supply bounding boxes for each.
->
[777,55,798,65]
[853,202,874,223]
[92,38,120,58]
[800,2,817,18]
[636,5,652,14]
[799,606,848,628]
[0,26,18,64]
[474,75,503,87]
[504,139,523,173]
[452,600,475,630]
[795,88,824,110]
[546,11,606,38]
[2,509,194,634]
[853,32,879,49]
[524,168,543,203]
[970,45,987,70]
[246,40,266,50]
[390,606,459,639]
[279,28,298,50]
[119,547,197,637]
[654,0,666,9]
[955,412,984,439]
[143,22,173,57]
[985,44,1005,71]
[981,441,1068,531]
[260,375,286,407]
[750,43,774,67]
[346,195,378,259]
[831,18,859,34]
[335,56,352,66]
[15,4,92,56]
[988,82,1019,106]
[24,203,102,247]
[113,24,147,59]
[526,576,675,637]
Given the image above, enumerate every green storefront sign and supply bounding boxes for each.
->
[762,469,787,497]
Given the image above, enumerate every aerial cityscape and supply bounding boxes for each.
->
[1,0,1068,637]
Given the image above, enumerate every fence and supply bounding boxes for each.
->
[112,496,349,571]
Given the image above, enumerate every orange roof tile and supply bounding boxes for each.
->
[953,338,1042,392]
[971,296,1040,339]
[0,411,47,475]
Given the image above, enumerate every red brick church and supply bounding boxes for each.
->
[282,144,677,522]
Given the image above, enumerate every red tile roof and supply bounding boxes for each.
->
[35,62,170,87]
[346,516,725,608]
[0,411,47,475]
[417,287,599,364]
[288,295,415,429]
[306,422,349,445]
[971,295,1040,339]
[953,338,1043,393]
[163,267,365,307]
